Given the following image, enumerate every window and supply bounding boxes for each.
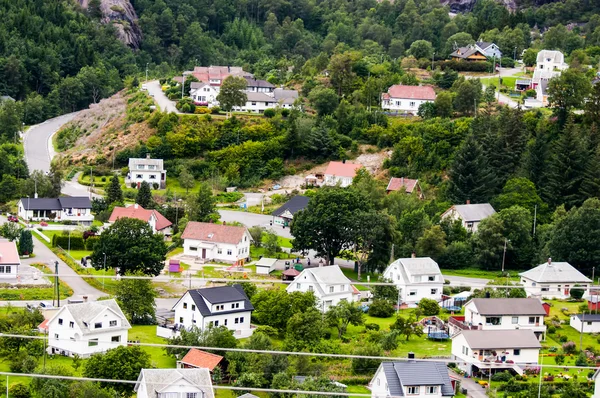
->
[587,321,592,325]
[431,289,438,295]
[329,286,334,293]
[296,283,301,289]
[69,321,74,328]
[529,316,540,325]
[224,319,228,326]
[485,317,501,325]
[148,165,155,170]
[179,317,184,323]
[227,249,232,255]
[462,346,469,355]
[217,248,222,254]
[395,101,401,106]
[58,318,63,325]
[428,276,435,281]
[409,101,416,107]
[377,379,380,386]
[189,247,198,251]
[512,317,519,324]
[414,276,421,283]
[235,318,239,324]
[137,164,144,169]
[406,386,419,395]
[88,339,99,347]
[209,321,214,327]
[111,335,121,342]
[183,303,188,309]
[308,286,314,292]
[541,285,550,292]
[251,102,257,106]
[149,175,156,179]
[409,290,417,296]
[426,386,438,394]
[54,334,59,339]
[192,304,196,311]
[187,394,198,398]
[136,174,143,179]
[214,320,219,326]
[94,322,102,329]
[514,349,521,355]
[109,320,117,327]
[235,303,240,308]
[240,317,244,323]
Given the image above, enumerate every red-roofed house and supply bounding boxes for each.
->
[178,348,224,371]
[0,241,20,278]
[323,161,363,187]
[386,177,423,198]
[108,204,173,236]
[181,222,251,264]
[381,85,436,115]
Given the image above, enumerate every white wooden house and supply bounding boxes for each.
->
[370,361,455,398]
[17,197,93,225]
[135,368,215,398]
[127,154,166,189]
[382,257,443,305]
[519,259,591,299]
[181,222,251,264]
[570,314,600,333]
[0,241,20,278]
[381,85,436,115]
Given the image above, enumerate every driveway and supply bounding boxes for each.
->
[219,210,292,239]
[465,67,523,109]
[454,374,489,398]
[146,80,179,114]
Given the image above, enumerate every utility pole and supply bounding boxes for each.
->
[580,312,585,351]
[514,47,517,61]
[145,62,149,82]
[501,238,509,273]
[181,74,185,99]
[54,260,60,307]
[432,52,435,71]
[533,204,537,236]
[103,253,107,290]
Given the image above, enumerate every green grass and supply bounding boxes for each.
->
[250,246,296,261]
[276,236,293,249]
[129,325,176,368]
[347,385,370,397]
[66,250,93,261]
[440,268,522,281]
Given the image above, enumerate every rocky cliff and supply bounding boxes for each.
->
[78,0,142,49]
[442,0,517,12]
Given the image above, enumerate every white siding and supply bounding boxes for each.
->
[183,238,250,263]
[381,98,432,114]
[382,263,443,305]
[323,175,353,188]
[463,302,546,338]
[521,277,589,299]
[569,316,600,333]
[285,271,355,312]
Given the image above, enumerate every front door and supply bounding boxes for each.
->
[564,285,570,296]
[202,248,207,259]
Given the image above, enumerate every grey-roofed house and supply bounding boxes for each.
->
[272,195,309,227]
[135,368,215,398]
[274,88,299,109]
[449,46,487,62]
[570,313,600,334]
[519,258,591,299]
[451,329,541,376]
[383,257,443,305]
[440,203,496,232]
[370,361,455,398]
[166,285,254,339]
[128,153,166,189]
[17,196,93,225]
[475,41,502,58]
[234,91,276,113]
[245,77,275,93]
[46,299,131,357]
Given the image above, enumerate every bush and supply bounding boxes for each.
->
[254,325,279,337]
[365,323,380,331]
[417,298,440,316]
[9,383,30,398]
[575,352,589,366]
[525,89,537,97]
[351,343,383,374]
[210,106,221,114]
[570,285,585,300]
[559,335,568,343]
[10,354,37,373]
[500,57,515,67]
[263,108,276,118]
[491,371,512,382]
[52,235,85,250]
[547,325,556,334]
[194,107,211,114]
[562,341,577,354]
[85,236,100,251]
[368,299,395,318]
[281,109,290,117]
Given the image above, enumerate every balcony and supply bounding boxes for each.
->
[448,316,478,331]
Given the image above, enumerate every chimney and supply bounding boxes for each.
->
[411,252,416,258]
[407,352,415,360]
[134,203,138,209]
[547,257,552,265]
[401,177,404,186]
[223,221,226,225]
[228,65,231,72]
[342,159,346,164]
[466,199,471,205]
[146,153,151,159]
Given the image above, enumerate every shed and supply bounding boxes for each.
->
[282,268,300,281]
[255,258,277,275]
[169,260,181,272]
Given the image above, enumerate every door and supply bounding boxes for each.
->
[202,248,206,259]
[564,285,570,296]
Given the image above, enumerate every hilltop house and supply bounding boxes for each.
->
[449,46,487,62]
[451,329,541,376]
[165,285,254,338]
[190,82,219,106]
[17,197,93,225]
[382,257,443,305]
[519,259,591,299]
[531,50,568,106]
[570,314,600,333]
[440,203,496,232]
[286,265,359,312]
[245,77,275,93]
[178,348,224,372]
[448,298,547,340]
[272,195,309,227]
[108,204,173,236]
[381,85,436,115]
[370,360,455,398]
[274,88,299,109]
[184,65,253,86]
[475,41,502,59]
[127,154,166,189]
[386,177,423,198]
[323,161,363,188]
[46,299,131,358]
[135,368,215,398]
[181,222,251,264]
[0,241,20,278]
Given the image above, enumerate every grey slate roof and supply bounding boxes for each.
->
[574,314,600,322]
[19,197,92,211]
[450,46,485,59]
[390,257,442,277]
[381,361,454,397]
[476,41,493,50]
[245,91,275,102]
[58,197,92,209]
[57,299,131,335]
[459,329,541,349]
[450,203,496,222]
[272,196,309,218]
[274,88,299,105]
[135,368,214,397]
[183,284,253,317]
[469,298,546,316]
[128,157,164,171]
[519,261,591,283]
[516,79,531,85]
[245,77,274,88]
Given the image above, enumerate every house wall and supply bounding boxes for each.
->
[323,174,353,188]
[594,376,600,398]
[479,45,502,59]
[190,86,219,106]
[370,366,389,398]
[17,201,93,224]
[0,262,18,278]
[273,215,289,226]
[464,302,546,338]
[129,170,166,188]
[521,277,589,299]
[172,292,252,333]
[382,264,443,305]
[569,316,600,333]
[381,98,433,114]
[233,99,276,113]
[285,275,355,312]
[183,236,250,263]
[137,378,206,398]
[440,208,482,232]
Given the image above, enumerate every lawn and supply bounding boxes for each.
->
[250,246,296,261]
[129,325,176,368]
[440,268,522,281]
[276,236,293,249]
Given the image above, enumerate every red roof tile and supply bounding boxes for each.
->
[38,318,49,332]
[324,161,363,178]
[386,177,418,193]
[180,348,223,370]
[181,222,247,245]
[0,242,20,264]
[108,205,172,231]
[152,210,173,231]
[386,85,436,100]
[282,268,300,276]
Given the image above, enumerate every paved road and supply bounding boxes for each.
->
[445,275,489,289]
[219,210,293,239]
[455,375,489,398]
[466,67,522,109]
[146,80,179,113]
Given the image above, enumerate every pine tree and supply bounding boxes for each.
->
[447,134,497,204]
[580,146,600,199]
[106,174,123,205]
[524,126,551,194]
[189,183,217,222]
[136,181,153,209]
[18,229,33,256]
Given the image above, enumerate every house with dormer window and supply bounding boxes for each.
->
[127,154,166,189]
[46,299,131,358]
[382,256,443,305]
[182,222,251,264]
[135,368,215,398]
[370,360,455,398]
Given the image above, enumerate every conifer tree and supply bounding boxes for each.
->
[106,174,123,205]
[136,181,153,209]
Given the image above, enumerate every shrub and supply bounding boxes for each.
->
[365,323,380,331]
[491,371,512,382]
[559,335,568,342]
[8,383,30,398]
[547,325,556,334]
[368,299,395,318]
[281,109,290,117]
[210,106,221,114]
[263,108,276,118]
[194,107,211,114]
[52,235,85,250]
[417,298,440,316]
[575,352,589,366]
[130,182,137,189]
[570,285,585,300]
[153,183,159,189]
[562,341,577,354]
[254,325,279,337]
[101,176,107,182]
[525,89,537,97]
[10,354,37,373]
[85,236,100,251]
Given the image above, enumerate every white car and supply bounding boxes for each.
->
[38,301,55,309]
[141,84,148,91]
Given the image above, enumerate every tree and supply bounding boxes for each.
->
[408,40,434,59]
[417,298,440,316]
[83,346,151,395]
[434,92,454,118]
[105,174,123,205]
[48,164,63,198]
[251,290,317,332]
[188,182,218,222]
[308,87,339,116]
[371,278,399,302]
[178,167,195,193]
[0,222,21,242]
[325,301,364,338]
[217,76,248,115]
[115,271,157,324]
[68,382,114,398]
[90,218,167,276]
[263,230,280,256]
[390,314,423,341]
[9,383,30,398]
[570,285,585,300]
[494,177,545,212]
[284,308,325,351]
[452,78,482,115]
[18,229,33,256]
[417,102,436,119]
[136,181,154,208]
[522,48,537,66]
[166,326,237,358]
[351,343,383,374]
[368,299,395,318]
[547,68,592,124]
[416,225,447,260]
[351,210,391,279]
[248,226,264,248]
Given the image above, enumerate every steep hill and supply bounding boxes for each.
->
[78,0,142,48]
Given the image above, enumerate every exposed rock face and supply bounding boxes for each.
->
[79,0,142,49]
[441,0,517,13]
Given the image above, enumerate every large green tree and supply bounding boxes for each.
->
[547,68,592,124]
[105,174,123,205]
[251,290,317,332]
[136,181,154,208]
[324,300,364,338]
[188,182,218,222]
[115,271,157,324]
[217,76,248,115]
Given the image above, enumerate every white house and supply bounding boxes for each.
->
[245,77,275,93]
[128,154,166,189]
[370,360,455,398]
[233,92,277,113]
[451,329,541,376]
[323,161,363,188]
[185,65,253,86]
[190,82,219,106]
[273,88,299,109]
[381,85,436,114]
[440,203,496,232]
[475,41,502,59]
[181,222,251,264]
[570,314,600,333]
[46,299,131,358]
[0,241,20,278]
[17,197,94,225]
[532,50,568,106]
[449,298,547,340]
[255,257,277,275]
[286,265,358,312]
[272,195,309,227]
[168,284,254,338]
[108,204,173,236]
[519,259,591,299]
[382,257,443,306]
[135,368,215,398]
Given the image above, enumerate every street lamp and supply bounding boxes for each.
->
[501,238,510,273]
[145,63,149,82]
[102,252,107,289]
[431,52,435,71]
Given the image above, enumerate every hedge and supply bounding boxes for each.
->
[419,59,490,72]
[52,234,85,250]
[85,236,100,251]
[499,381,592,393]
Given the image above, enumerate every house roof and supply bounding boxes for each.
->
[468,298,546,316]
[128,157,164,171]
[274,88,299,104]
[190,82,211,90]
[450,46,486,59]
[50,299,131,335]
[59,197,92,209]
[178,284,254,317]
[389,257,442,277]
[476,41,494,50]
[574,314,600,322]
[19,197,92,211]
[245,77,274,88]
[301,265,351,285]
[458,329,541,349]
[180,349,223,370]
[282,268,300,277]
[245,91,275,102]
[519,261,591,283]
[380,361,454,397]
[238,394,259,398]
[516,79,532,85]
[108,205,172,231]
[191,66,252,83]
[272,196,309,218]
[255,258,278,267]
[445,203,496,222]
[181,222,247,245]
[324,161,362,178]
[536,50,565,65]
[386,177,418,193]
[386,85,436,101]
[0,241,20,265]
[135,368,214,398]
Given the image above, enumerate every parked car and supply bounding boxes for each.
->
[38,302,55,309]
[7,215,18,222]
